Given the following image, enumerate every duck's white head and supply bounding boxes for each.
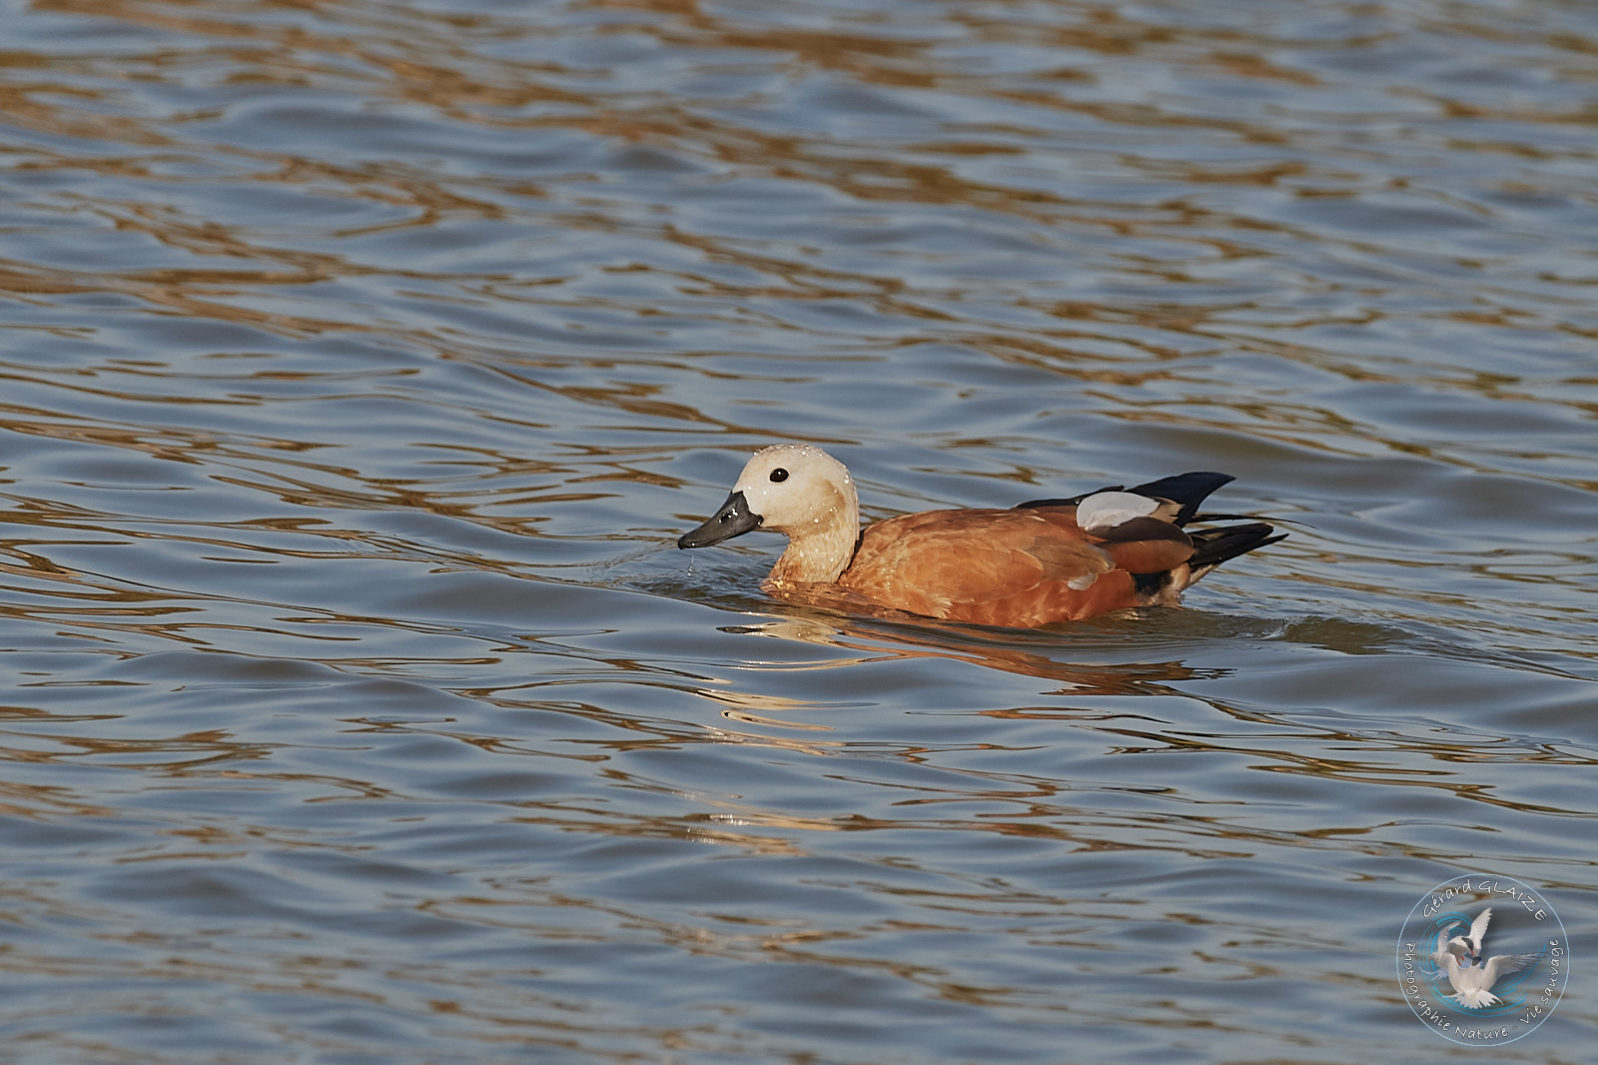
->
[678,444,861,582]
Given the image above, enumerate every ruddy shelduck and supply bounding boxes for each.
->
[678,444,1283,628]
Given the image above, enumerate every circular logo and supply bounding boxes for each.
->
[1396,873,1569,1046]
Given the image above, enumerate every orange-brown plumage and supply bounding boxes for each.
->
[678,444,1282,628]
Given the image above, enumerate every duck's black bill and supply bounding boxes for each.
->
[678,490,762,548]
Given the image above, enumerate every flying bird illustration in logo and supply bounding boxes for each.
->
[1446,907,1493,963]
[1432,907,1540,1009]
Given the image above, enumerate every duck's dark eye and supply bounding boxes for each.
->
[769,468,789,483]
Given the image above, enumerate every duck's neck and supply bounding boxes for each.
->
[766,488,860,586]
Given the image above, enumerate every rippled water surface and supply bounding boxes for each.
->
[1,0,1595,1061]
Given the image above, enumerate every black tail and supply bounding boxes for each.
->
[1187,522,1286,580]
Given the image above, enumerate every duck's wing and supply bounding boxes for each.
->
[1016,471,1235,526]
[1019,474,1281,591]
[841,507,1194,626]
[1126,471,1237,524]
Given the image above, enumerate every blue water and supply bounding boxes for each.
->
[0,0,1593,1061]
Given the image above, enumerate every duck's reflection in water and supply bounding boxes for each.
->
[709,605,1205,700]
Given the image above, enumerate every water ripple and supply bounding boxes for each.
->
[0,0,1594,1061]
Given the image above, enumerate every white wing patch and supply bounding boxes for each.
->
[1076,491,1158,531]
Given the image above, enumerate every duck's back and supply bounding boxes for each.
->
[838,506,1153,627]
